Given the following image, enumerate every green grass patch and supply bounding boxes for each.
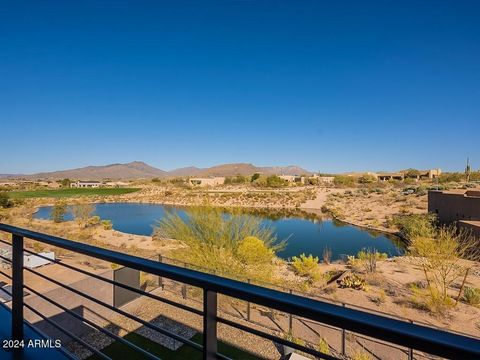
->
[8,188,140,199]
[87,332,261,360]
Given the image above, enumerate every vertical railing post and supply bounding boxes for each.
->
[203,289,217,360]
[288,289,293,332]
[157,254,164,290]
[408,320,414,360]
[12,234,24,342]
[246,279,251,322]
[341,303,346,355]
[182,262,187,299]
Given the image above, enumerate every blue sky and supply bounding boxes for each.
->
[1,1,479,174]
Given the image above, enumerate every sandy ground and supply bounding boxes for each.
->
[1,186,480,358]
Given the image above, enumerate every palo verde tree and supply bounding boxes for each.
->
[51,201,68,223]
[153,205,285,280]
[71,202,95,228]
[409,225,480,312]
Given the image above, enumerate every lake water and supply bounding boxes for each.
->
[34,203,404,260]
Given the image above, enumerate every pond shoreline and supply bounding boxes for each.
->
[34,201,405,260]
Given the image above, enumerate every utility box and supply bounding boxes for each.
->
[24,252,55,269]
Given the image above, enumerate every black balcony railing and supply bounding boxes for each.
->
[0,223,479,360]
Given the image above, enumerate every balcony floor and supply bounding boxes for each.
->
[0,304,73,359]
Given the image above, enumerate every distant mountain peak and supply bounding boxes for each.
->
[17,161,311,180]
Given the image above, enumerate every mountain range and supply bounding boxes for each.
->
[1,161,311,180]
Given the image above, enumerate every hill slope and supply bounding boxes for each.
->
[18,162,311,180]
[28,161,167,180]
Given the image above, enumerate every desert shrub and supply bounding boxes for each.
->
[251,173,261,182]
[225,175,247,184]
[153,206,284,279]
[236,236,274,266]
[438,172,464,183]
[358,175,376,184]
[318,338,330,354]
[51,201,67,223]
[355,248,388,273]
[266,175,287,188]
[87,215,101,227]
[101,219,113,230]
[409,226,480,313]
[352,350,373,360]
[463,287,480,306]
[393,213,436,240]
[291,254,321,282]
[283,331,305,346]
[0,192,13,208]
[333,175,355,187]
[338,274,366,290]
[71,202,95,227]
[251,176,268,187]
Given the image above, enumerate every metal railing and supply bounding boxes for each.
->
[0,223,479,360]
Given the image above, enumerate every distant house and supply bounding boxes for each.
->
[375,172,405,181]
[279,175,305,184]
[188,177,225,187]
[70,180,103,188]
[318,176,334,184]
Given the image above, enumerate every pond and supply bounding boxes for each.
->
[34,203,404,260]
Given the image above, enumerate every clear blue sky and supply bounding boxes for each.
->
[1,1,479,174]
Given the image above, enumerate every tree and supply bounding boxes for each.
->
[60,178,72,187]
[71,203,95,227]
[51,201,67,223]
[333,175,355,187]
[266,175,287,188]
[251,173,261,182]
[409,226,480,312]
[153,206,285,278]
[0,192,13,208]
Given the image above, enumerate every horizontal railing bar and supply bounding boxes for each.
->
[0,266,231,360]
[21,283,161,360]
[217,316,339,360]
[24,266,204,353]
[24,302,111,360]
[0,271,110,360]
[1,224,479,359]
[0,240,203,317]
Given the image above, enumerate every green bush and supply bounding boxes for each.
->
[358,175,376,184]
[101,219,113,230]
[153,206,285,278]
[333,175,355,187]
[355,249,388,273]
[51,201,67,223]
[438,172,464,183]
[393,213,436,240]
[236,236,274,266]
[291,253,321,281]
[0,192,13,208]
[318,338,330,354]
[266,175,287,188]
[463,287,480,306]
